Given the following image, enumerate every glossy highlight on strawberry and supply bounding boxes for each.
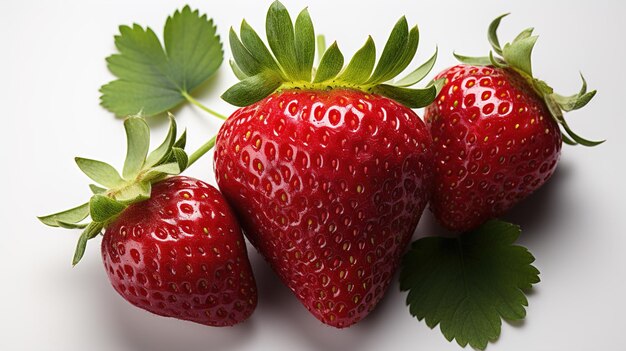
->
[215,89,433,327]
[102,176,257,326]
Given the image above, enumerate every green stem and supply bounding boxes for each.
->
[181,91,227,120]
[188,135,217,167]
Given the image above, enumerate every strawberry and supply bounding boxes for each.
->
[424,14,602,232]
[39,117,257,326]
[215,1,439,327]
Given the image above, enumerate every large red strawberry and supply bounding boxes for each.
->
[215,1,438,327]
[39,117,257,326]
[424,14,602,232]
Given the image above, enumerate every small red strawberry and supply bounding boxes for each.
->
[424,14,602,232]
[215,1,438,327]
[39,117,257,326]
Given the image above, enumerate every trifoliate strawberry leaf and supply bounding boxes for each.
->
[400,220,539,350]
[100,6,223,117]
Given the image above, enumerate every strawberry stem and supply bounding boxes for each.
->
[187,136,217,167]
[182,91,227,120]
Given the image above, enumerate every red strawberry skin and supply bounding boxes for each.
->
[214,89,433,327]
[101,176,257,326]
[424,65,562,232]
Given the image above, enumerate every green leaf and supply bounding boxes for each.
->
[75,158,124,188]
[145,115,177,167]
[38,203,90,227]
[386,25,420,81]
[122,117,150,179]
[371,84,438,108]
[502,35,538,76]
[294,8,315,81]
[144,162,181,178]
[266,1,298,79]
[114,181,152,203]
[222,71,283,106]
[394,47,437,87]
[316,34,327,64]
[57,221,89,229]
[367,16,409,84]
[487,13,509,55]
[72,222,104,266]
[400,220,540,350]
[338,36,376,84]
[100,6,223,116]
[552,74,596,112]
[173,129,187,149]
[89,195,127,223]
[313,42,344,83]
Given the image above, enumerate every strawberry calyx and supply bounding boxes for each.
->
[38,115,216,265]
[454,14,603,147]
[222,1,442,108]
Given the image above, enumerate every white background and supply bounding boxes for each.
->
[1,1,624,350]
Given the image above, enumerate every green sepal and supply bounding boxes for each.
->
[72,222,104,266]
[122,116,150,179]
[38,202,90,228]
[372,84,439,109]
[89,184,107,194]
[394,47,438,87]
[456,14,602,147]
[114,181,152,204]
[367,17,409,84]
[224,1,439,108]
[294,8,315,81]
[145,114,177,167]
[75,158,124,188]
[266,1,298,79]
[338,36,376,84]
[313,41,344,83]
[40,115,198,265]
[222,71,283,107]
[90,195,127,223]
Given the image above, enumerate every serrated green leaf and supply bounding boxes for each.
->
[222,71,283,107]
[502,35,537,77]
[453,52,492,66]
[122,117,150,179]
[371,84,438,108]
[313,42,344,83]
[72,222,104,266]
[89,195,127,223]
[240,20,283,76]
[400,220,540,350]
[89,184,107,194]
[230,27,264,77]
[100,7,223,116]
[266,1,298,79]
[338,36,376,84]
[164,6,223,92]
[145,115,177,167]
[38,203,90,227]
[294,8,315,81]
[114,181,152,203]
[75,158,124,188]
[367,17,409,84]
[395,47,437,87]
[488,13,509,55]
